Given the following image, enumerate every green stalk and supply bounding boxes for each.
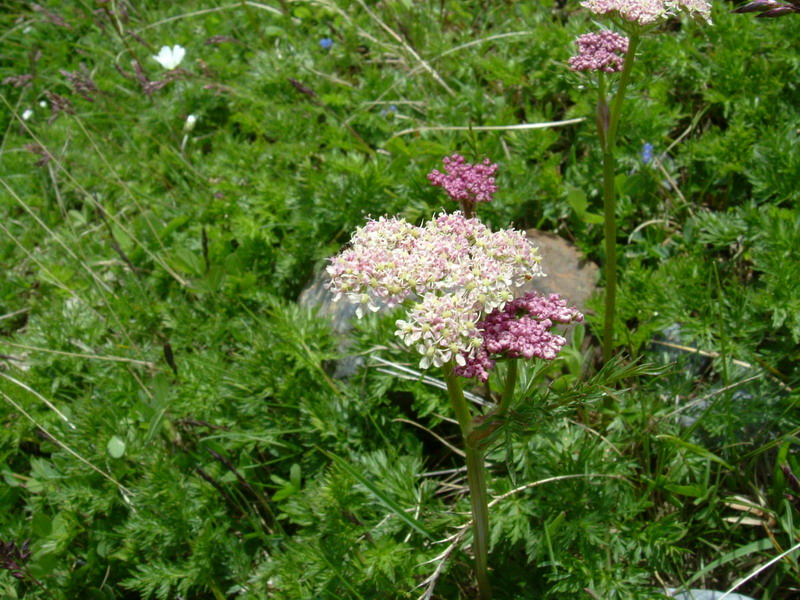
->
[608,34,640,146]
[442,361,491,600]
[495,359,518,418]
[465,443,491,600]
[601,146,617,365]
[599,33,640,365]
[443,361,474,436]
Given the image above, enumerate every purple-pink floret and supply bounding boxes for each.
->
[454,292,584,382]
[427,154,498,203]
[568,31,629,73]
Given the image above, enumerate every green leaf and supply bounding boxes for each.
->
[663,483,705,498]
[384,136,409,156]
[272,485,298,502]
[170,248,204,277]
[320,449,434,540]
[681,538,774,588]
[3,470,21,487]
[32,512,52,537]
[159,215,191,240]
[290,463,302,489]
[28,552,58,578]
[583,212,605,224]
[657,435,735,471]
[107,436,126,459]
[566,187,587,218]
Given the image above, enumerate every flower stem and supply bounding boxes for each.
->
[443,361,492,600]
[599,33,640,365]
[465,443,492,600]
[25,567,57,600]
[601,146,617,365]
[495,359,518,418]
[608,34,640,147]
[443,361,473,436]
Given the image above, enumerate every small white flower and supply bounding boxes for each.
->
[22,109,33,121]
[39,100,47,108]
[153,44,186,70]
[23,26,33,35]
[184,114,197,133]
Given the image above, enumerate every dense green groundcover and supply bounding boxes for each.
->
[1,1,799,598]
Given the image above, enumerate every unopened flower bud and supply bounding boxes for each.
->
[184,114,197,133]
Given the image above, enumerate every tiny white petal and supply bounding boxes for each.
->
[172,44,186,66]
[39,100,47,108]
[21,109,33,121]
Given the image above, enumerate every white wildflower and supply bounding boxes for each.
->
[153,44,186,70]
[184,114,197,133]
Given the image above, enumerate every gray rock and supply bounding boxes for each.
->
[518,229,599,310]
[298,266,359,337]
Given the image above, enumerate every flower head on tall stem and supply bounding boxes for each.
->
[327,211,544,369]
[569,30,629,73]
[428,154,499,216]
[581,0,713,26]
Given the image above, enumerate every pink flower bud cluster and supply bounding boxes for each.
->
[326,212,544,369]
[581,0,712,25]
[734,0,800,18]
[454,292,584,382]
[427,154,498,204]
[568,31,629,73]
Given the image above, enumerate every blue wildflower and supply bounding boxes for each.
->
[380,104,398,118]
[319,38,334,49]
[641,142,654,164]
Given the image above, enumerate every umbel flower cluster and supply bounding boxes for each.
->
[569,30,630,73]
[581,0,713,25]
[327,212,544,369]
[427,154,499,204]
[455,292,584,382]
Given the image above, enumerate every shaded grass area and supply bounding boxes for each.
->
[1,1,799,598]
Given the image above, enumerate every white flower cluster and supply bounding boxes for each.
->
[327,212,544,369]
[581,0,712,26]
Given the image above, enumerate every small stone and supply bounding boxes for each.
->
[518,229,598,311]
